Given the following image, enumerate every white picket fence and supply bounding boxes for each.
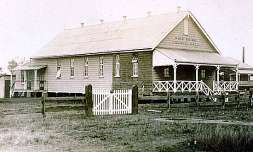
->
[92,89,132,115]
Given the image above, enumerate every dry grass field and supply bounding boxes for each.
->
[0,98,253,152]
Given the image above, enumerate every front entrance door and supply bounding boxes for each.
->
[4,80,10,98]
[27,70,34,90]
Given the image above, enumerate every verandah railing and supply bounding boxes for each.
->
[13,80,47,91]
[153,80,238,96]
[213,81,238,92]
[153,81,203,93]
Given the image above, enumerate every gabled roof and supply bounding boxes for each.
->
[33,11,220,59]
[30,12,190,58]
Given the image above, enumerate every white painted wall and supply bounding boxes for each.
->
[30,54,113,93]
[0,77,4,98]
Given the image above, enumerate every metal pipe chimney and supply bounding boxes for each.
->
[242,46,245,63]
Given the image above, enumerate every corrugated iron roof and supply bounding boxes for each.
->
[239,62,253,69]
[155,48,238,66]
[33,12,188,58]
[239,69,253,74]
[14,64,47,71]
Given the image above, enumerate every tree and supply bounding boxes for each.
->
[8,59,18,74]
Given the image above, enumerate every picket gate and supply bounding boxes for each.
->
[92,89,132,115]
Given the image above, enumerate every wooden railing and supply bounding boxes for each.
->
[153,80,237,97]
[13,80,47,92]
[153,81,203,93]
[152,81,174,92]
[239,81,253,86]
[213,81,238,92]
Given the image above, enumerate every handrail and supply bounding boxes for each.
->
[13,80,48,91]
[153,80,226,101]
[213,81,238,92]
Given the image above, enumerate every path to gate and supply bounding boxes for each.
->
[92,89,132,115]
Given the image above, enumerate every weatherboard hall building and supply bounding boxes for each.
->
[13,11,239,98]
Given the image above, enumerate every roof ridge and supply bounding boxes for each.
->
[64,11,188,31]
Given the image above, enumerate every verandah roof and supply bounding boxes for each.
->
[14,65,47,71]
[238,70,253,75]
[153,48,239,66]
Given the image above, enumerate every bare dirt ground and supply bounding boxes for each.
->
[0,99,253,152]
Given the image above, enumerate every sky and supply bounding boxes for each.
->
[0,0,253,72]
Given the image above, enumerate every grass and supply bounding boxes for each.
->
[193,125,253,152]
[0,99,253,151]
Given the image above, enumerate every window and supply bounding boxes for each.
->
[84,57,88,77]
[250,75,253,81]
[56,59,61,79]
[99,56,104,77]
[183,16,189,35]
[70,58,74,77]
[132,56,138,77]
[201,69,206,78]
[21,70,24,83]
[115,55,120,77]
[164,67,170,78]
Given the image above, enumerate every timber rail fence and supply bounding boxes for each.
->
[41,84,138,117]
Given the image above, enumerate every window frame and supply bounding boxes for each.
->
[132,56,138,77]
[164,67,170,78]
[250,75,253,81]
[21,70,24,84]
[99,56,104,77]
[56,59,62,79]
[84,57,88,78]
[115,55,120,77]
[70,58,75,78]
[201,69,206,79]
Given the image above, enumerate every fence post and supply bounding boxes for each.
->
[250,89,253,107]
[195,91,199,106]
[167,92,171,110]
[132,85,138,114]
[221,92,225,109]
[42,92,47,117]
[85,84,93,117]
[109,90,113,114]
[235,91,240,108]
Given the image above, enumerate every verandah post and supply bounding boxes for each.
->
[173,64,177,93]
[85,84,93,117]
[236,65,239,90]
[132,85,138,114]
[216,65,220,92]
[195,65,199,91]
[195,65,200,106]
[34,69,38,91]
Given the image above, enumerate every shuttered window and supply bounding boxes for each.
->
[99,56,104,77]
[56,59,61,79]
[70,58,74,77]
[201,69,206,79]
[164,67,170,78]
[132,56,138,77]
[84,57,88,77]
[115,55,120,77]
